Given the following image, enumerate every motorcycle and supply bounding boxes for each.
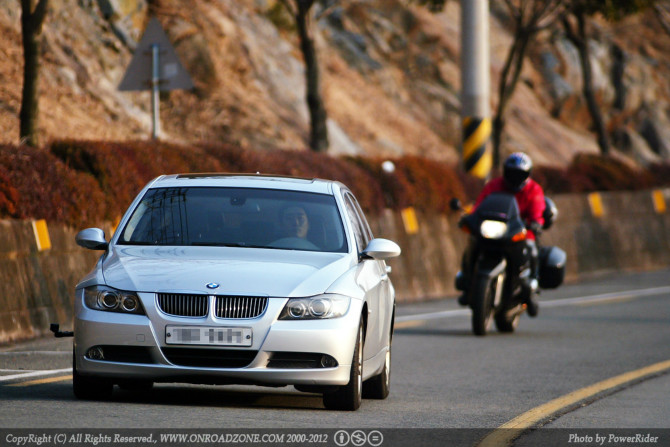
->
[451,193,565,336]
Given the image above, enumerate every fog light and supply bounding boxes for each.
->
[86,346,105,360]
[320,355,338,368]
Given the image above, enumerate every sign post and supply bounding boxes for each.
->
[119,18,194,139]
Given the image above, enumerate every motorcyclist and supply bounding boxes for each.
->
[457,152,545,316]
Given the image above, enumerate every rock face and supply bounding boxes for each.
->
[1,0,669,166]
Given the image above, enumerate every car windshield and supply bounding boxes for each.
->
[118,187,348,253]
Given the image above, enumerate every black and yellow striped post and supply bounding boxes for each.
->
[462,116,492,179]
[461,0,491,180]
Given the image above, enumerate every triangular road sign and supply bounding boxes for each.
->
[119,17,194,91]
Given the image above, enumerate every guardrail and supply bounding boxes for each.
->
[1,189,668,344]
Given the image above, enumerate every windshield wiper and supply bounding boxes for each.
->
[190,242,267,248]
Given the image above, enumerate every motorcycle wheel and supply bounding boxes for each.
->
[471,275,497,336]
[495,308,520,333]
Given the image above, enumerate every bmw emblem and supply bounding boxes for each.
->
[206,282,220,290]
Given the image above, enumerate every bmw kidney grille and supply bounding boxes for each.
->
[157,293,268,319]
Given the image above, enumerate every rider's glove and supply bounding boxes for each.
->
[527,221,542,235]
[458,215,468,228]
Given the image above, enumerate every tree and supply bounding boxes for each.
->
[562,0,655,156]
[20,0,49,147]
[492,0,563,168]
[280,0,330,153]
[654,1,670,35]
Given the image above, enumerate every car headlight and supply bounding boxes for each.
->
[278,295,351,320]
[84,285,145,315]
[480,220,507,239]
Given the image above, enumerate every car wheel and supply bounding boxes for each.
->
[72,352,113,400]
[363,344,391,400]
[323,319,363,411]
[117,379,154,391]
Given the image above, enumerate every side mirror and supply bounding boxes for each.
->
[449,198,462,211]
[75,228,108,250]
[362,238,401,260]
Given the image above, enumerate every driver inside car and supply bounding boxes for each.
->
[281,206,310,239]
[269,205,319,250]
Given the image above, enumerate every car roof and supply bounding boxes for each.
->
[147,173,344,195]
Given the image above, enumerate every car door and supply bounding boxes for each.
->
[343,192,388,361]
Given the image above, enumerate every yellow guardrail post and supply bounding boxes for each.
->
[401,207,419,235]
[652,190,666,214]
[31,219,52,251]
[587,192,604,218]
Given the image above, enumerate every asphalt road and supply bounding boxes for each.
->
[1,269,669,446]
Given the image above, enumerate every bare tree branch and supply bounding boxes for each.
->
[491,0,563,167]
[655,3,670,35]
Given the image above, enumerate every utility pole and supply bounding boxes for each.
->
[461,0,491,179]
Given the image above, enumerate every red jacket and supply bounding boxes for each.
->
[473,177,545,240]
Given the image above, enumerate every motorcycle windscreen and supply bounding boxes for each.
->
[476,193,520,222]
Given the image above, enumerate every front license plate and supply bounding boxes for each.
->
[166,326,253,347]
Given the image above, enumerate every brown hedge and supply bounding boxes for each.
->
[535,154,660,194]
[1,140,670,228]
[0,144,106,227]
[199,144,387,214]
[346,155,469,213]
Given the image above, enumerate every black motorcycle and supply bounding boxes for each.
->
[451,193,565,336]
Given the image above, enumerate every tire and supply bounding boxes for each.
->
[323,319,363,411]
[471,275,496,336]
[363,346,391,400]
[495,309,520,333]
[117,379,154,391]
[72,352,113,400]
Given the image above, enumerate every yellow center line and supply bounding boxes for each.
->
[395,320,426,329]
[8,375,72,387]
[477,359,670,447]
[576,295,634,306]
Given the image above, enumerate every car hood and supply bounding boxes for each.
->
[102,246,353,297]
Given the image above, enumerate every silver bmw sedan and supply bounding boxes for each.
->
[73,174,400,411]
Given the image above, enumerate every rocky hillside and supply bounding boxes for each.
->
[1,0,669,168]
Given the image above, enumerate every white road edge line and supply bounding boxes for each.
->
[0,351,70,355]
[0,368,72,383]
[396,286,670,323]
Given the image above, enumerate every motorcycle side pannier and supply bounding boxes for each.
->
[539,246,566,289]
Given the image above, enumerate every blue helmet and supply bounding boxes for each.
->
[503,152,532,192]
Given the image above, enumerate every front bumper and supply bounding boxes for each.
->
[74,291,362,387]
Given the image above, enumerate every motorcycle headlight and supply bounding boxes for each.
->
[278,295,351,320]
[480,220,507,239]
[84,285,145,315]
